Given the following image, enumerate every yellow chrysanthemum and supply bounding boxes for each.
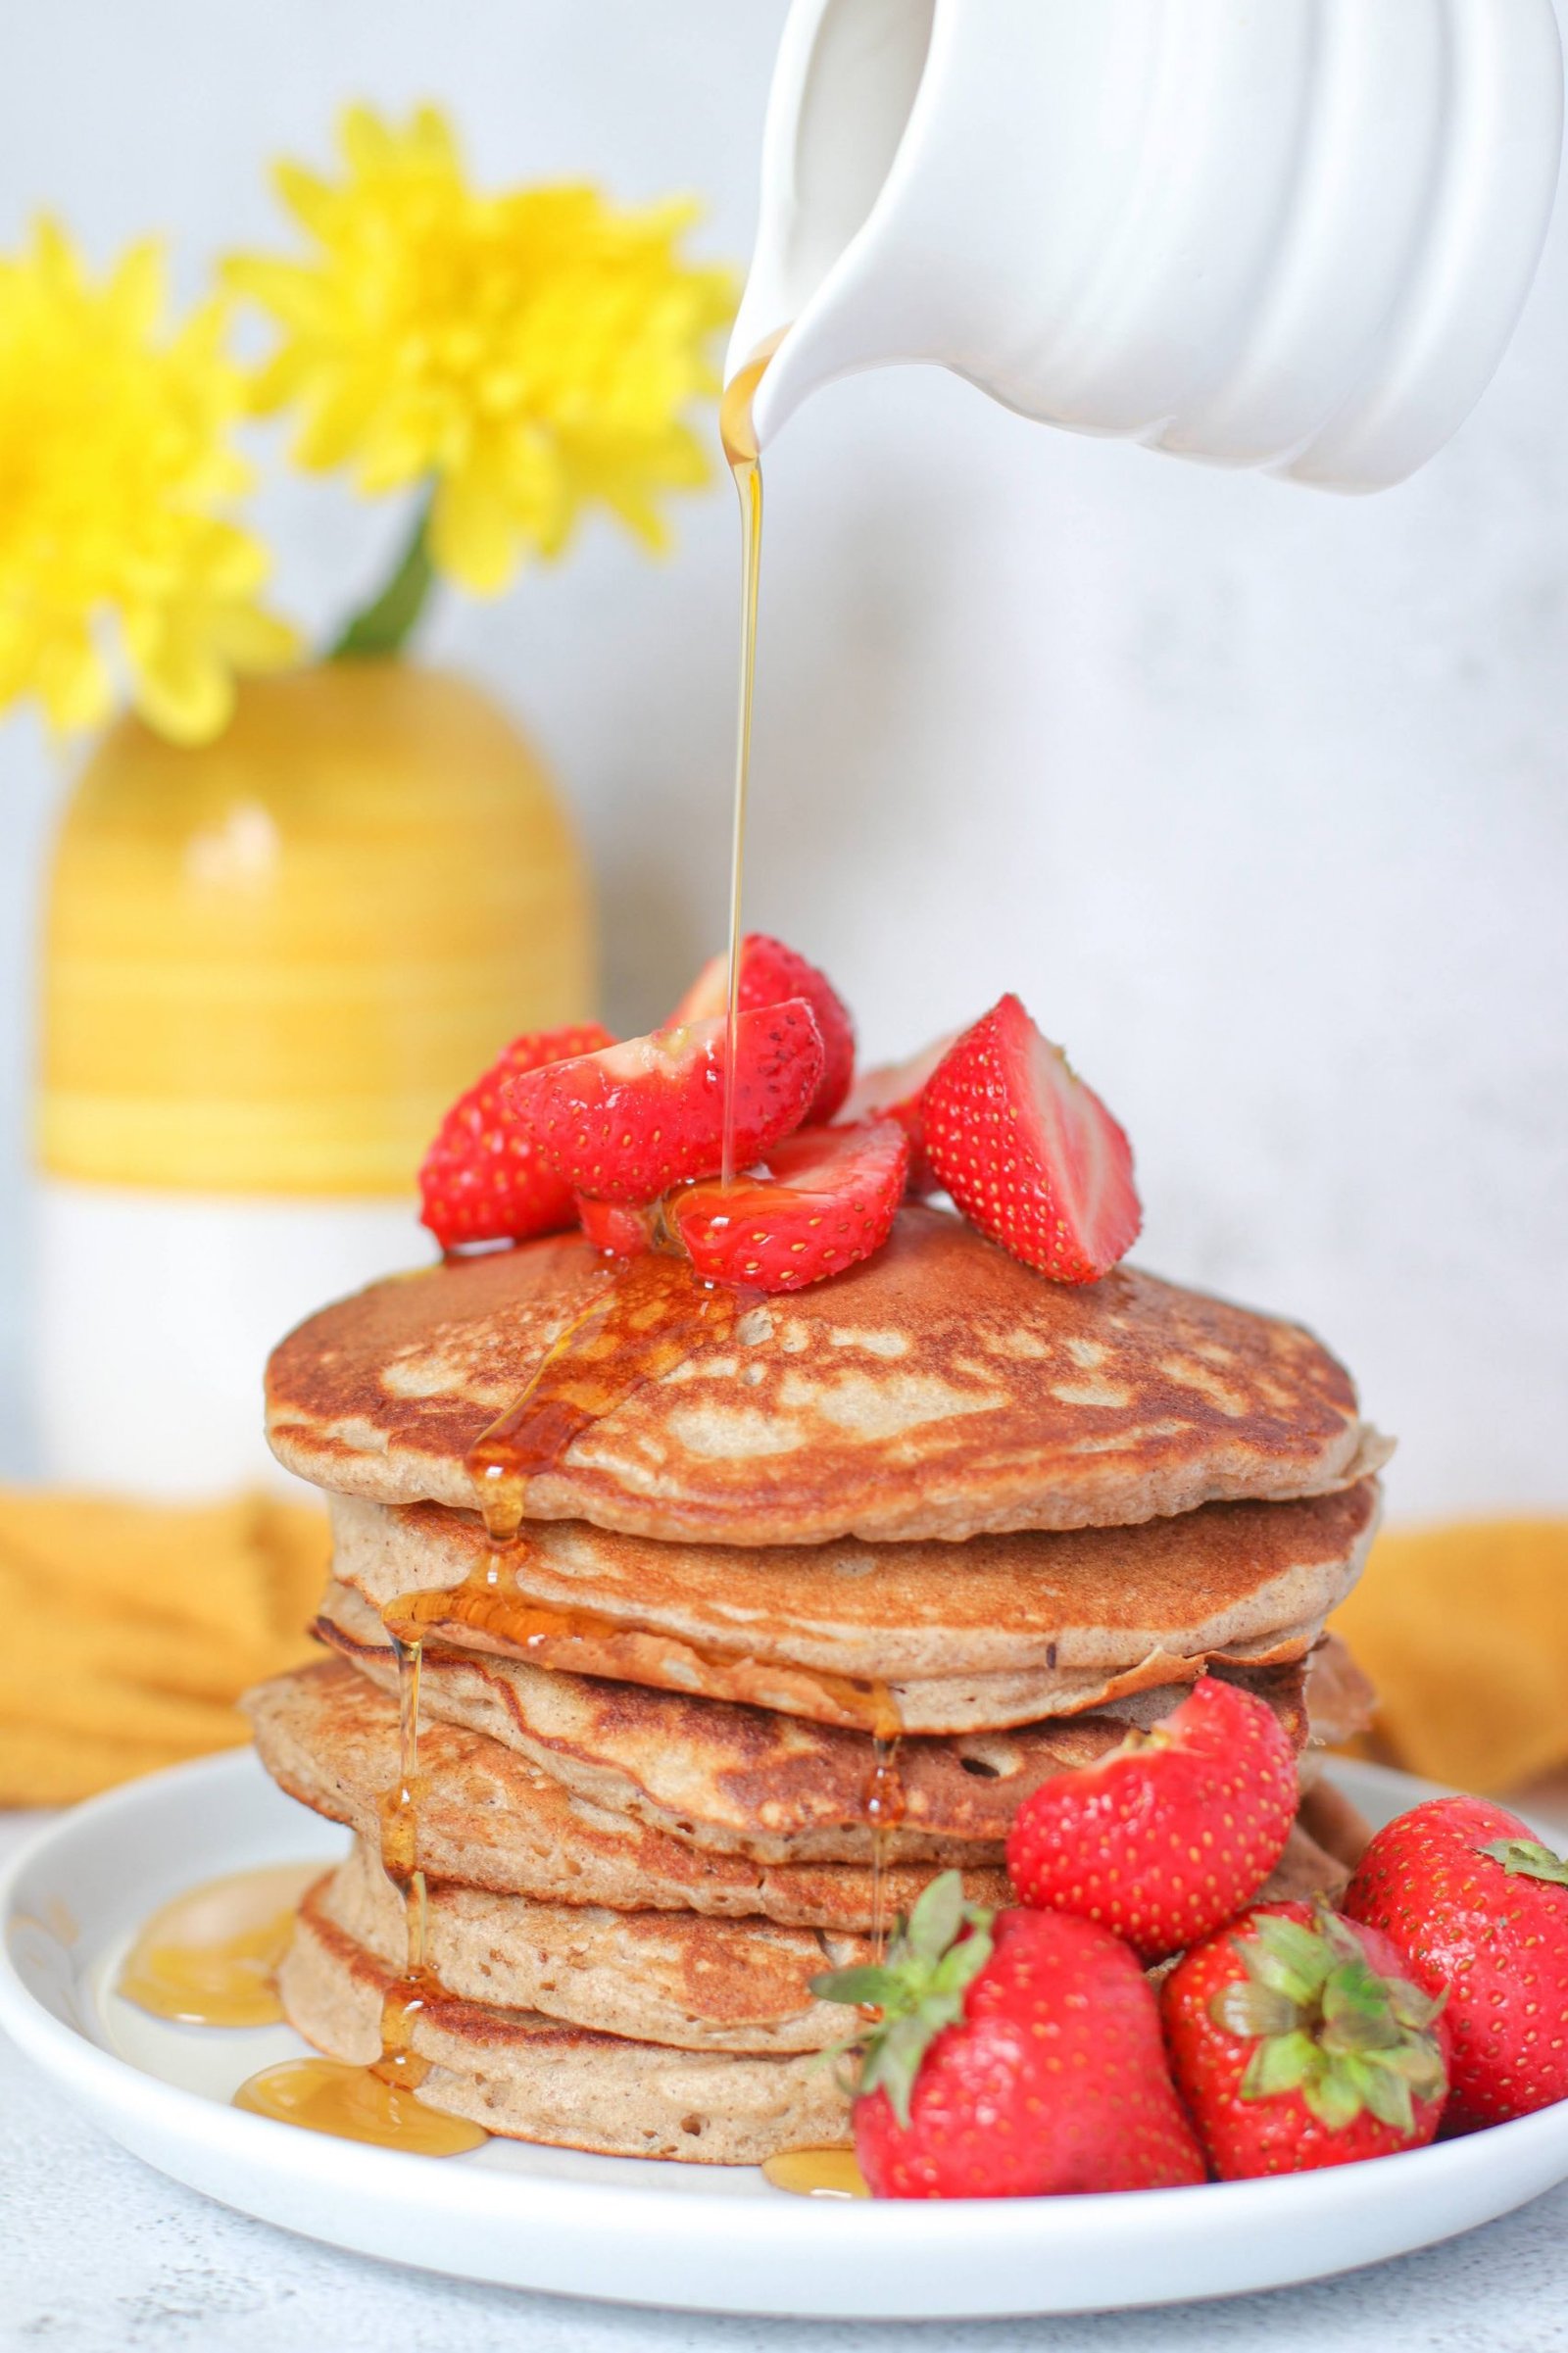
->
[227,105,735,594]
[0,221,297,743]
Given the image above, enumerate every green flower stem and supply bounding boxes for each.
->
[329,495,437,660]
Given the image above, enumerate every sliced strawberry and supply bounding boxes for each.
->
[921,995,1141,1284]
[670,1118,908,1294]
[668,934,855,1122]
[507,1000,823,1204]
[418,1022,614,1250]
[575,1194,658,1258]
[838,1030,963,1197]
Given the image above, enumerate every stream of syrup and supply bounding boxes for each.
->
[716,331,781,1186]
[719,331,906,1966]
[172,334,901,2162]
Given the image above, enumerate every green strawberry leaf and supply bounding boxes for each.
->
[1211,1982,1298,2040]
[1389,1979,1447,2032]
[1242,2028,1316,2100]
[1321,1958,1407,2052]
[809,1872,996,2131]
[1241,1914,1334,2003]
[1353,2056,1417,2136]
[810,1965,897,2009]
[1481,1838,1568,1887]
[863,2011,935,2129]
[906,1870,967,1964]
[1303,2062,1366,2133]
[929,1920,995,2000]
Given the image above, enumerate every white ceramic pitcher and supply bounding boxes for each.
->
[730,0,1564,490]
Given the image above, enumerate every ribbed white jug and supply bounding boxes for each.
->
[730,0,1563,489]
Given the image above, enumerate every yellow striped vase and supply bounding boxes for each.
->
[36,662,594,1495]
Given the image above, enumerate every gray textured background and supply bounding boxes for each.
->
[1,0,1565,1515]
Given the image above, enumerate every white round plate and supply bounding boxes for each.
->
[3,1749,1567,2321]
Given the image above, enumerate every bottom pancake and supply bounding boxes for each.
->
[280,1882,852,2164]
[320,1838,866,2052]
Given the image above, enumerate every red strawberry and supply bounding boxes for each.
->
[1343,1796,1568,2131]
[812,1871,1205,2199]
[668,934,856,1122]
[838,1031,962,1197]
[417,1023,615,1250]
[506,1000,823,1204]
[1162,1899,1451,2180]
[575,1194,658,1257]
[1005,1675,1298,1963]
[670,1119,908,1294]
[921,995,1141,1284]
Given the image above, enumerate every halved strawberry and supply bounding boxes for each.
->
[507,1000,823,1204]
[838,1030,963,1197]
[921,995,1141,1284]
[670,1119,909,1293]
[668,934,855,1122]
[575,1194,658,1258]
[418,1022,614,1250]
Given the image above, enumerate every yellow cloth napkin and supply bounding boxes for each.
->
[0,1487,327,1804]
[1330,1519,1568,1794]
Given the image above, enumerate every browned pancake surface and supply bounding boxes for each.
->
[267,1207,1381,1543]
[244,1657,1008,1930]
[314,1589,1316,1860]
[319,1839,865,2051]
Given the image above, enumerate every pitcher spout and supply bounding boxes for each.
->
[727,0,938,451]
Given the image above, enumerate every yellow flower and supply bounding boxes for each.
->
[227,106,735,594]
[0,221,297,744]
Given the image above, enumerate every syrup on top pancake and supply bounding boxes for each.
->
[266,1205,1385,1544]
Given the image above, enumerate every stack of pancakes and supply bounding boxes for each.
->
[247,1204,1386,2163]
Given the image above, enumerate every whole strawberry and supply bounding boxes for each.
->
[418,1023,614,1249]
[922,994,1141,1283]
[1005,1676,1298,1962]
[1343,1796,1568,2131]
[812,1871,1205,2198]
[1162,1899,1451,2180]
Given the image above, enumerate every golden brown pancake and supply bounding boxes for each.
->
[266,1207,1386,1544]
[313,1588,1319,1862]
[243,1658,1009,1929]
[326,1479,1380,1733]
[280,1883,852,2163]
[318,1839,865,2051]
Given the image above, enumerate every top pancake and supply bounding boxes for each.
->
[267,1205,1383,1545]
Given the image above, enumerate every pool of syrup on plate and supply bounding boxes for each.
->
[118,337,901,2185]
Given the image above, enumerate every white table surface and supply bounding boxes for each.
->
[3,1805,1566,2353]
